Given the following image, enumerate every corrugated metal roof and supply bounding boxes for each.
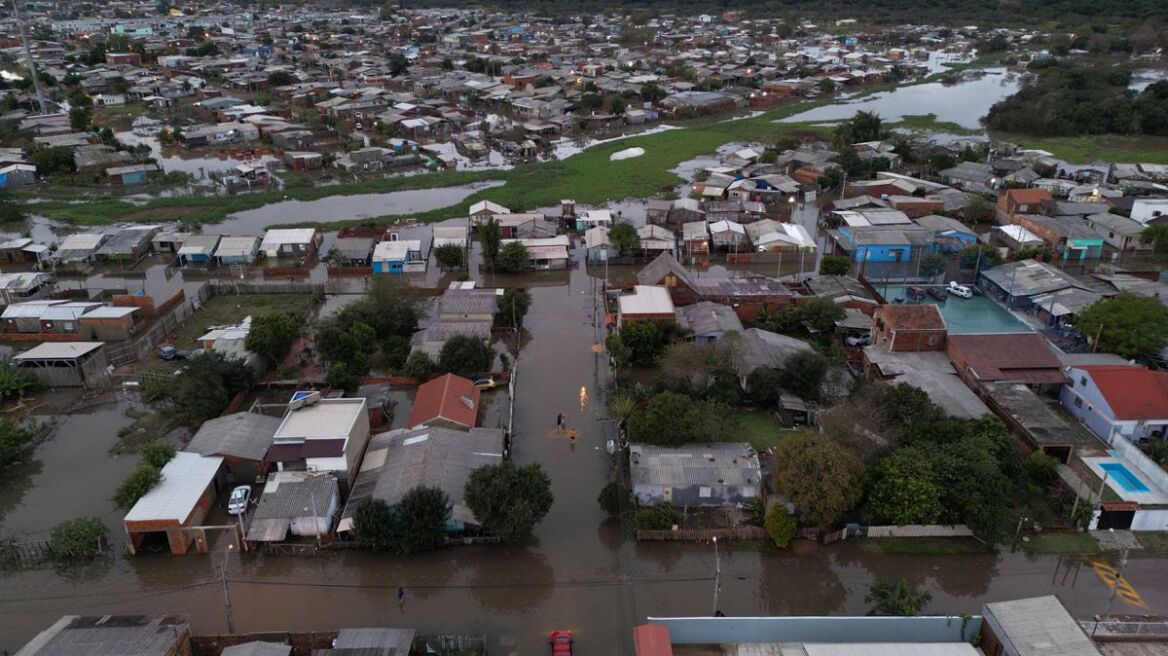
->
[221,642,291,656]
[186,412,281,462]
[13,341,104,361]
[14,615,189,656]
[124,453,223,524]
[260,228,317,249]
[984,596,1101,656]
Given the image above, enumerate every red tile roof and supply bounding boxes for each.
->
[876,304,946,331]
[1004,188,1053,205]
[407,373,480,429]
[1079,365,1168,420]
[947,333,1064,384]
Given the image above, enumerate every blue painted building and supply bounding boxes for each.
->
[1061,365,1168,444]
[831,225,937,263]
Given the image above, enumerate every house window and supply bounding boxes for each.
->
[1074,396,1083,408]
[699,486,712,498]
[1080,376,1087,386]
[927,335,939,346]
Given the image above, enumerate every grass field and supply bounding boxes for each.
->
[990,133,1168,165]
[738,409,796,452]
[890,113,983,136]
[167,294,316,349]
[1019,531,1101,555]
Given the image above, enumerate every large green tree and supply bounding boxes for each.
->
[464,462,553,544]
[496,288,532,329]
[397,485,451,554]
[245,311,300,365]
[608,222,640,257]
[1078,293,1168,360]
[352,497,402,551]
[439,335,494,378]
[496,241,530,272]
[478,218,502,266]
[771,430,864,528]
[778,350,829,401]
[866,447,944,525]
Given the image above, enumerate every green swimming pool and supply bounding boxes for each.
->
[880,285,1033,334]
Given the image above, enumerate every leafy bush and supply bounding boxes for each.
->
[0,363,40,401]
[636,504,683,530]
[464,462,553,544]
[764,505,798,548]
[598,481,630,516]
[48,517,108,559]
[113,463,162,509]
[352,497,402,551]
[0,419,40,469]
[438,336,494,378]
[819,255,850,275]
[244,311,301,365]
[866,579,932,616]
[401,351,437,381]
[397,485,451,554]
[434,243,465,270]
[140,442,175,469]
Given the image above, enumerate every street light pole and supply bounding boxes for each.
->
[711,536,721,616]
[220,544,235,634]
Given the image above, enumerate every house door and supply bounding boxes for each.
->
[1098,509,1135,530]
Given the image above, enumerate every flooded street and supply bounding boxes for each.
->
[2,244,1167,653]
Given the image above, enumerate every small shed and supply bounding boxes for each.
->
[53,233,108,263]
[78,306,140,341]
[124,452,224,555]
[178,234,222,265]
[245,471,339,543]
[331,237,376,266]
[11,342,109,389]
[676,301,744,343]
[259,228,320,259]
[95,227,158,262]
[215,236,261,265]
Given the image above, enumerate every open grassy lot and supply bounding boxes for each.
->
[166,293,315,349]
[738,409,797,452]
[991,133,1168,165]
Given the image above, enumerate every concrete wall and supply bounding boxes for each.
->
[647,615,983,645]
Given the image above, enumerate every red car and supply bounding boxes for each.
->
[550,630,574,655]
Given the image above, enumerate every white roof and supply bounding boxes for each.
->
[275,398,367,440]
[709,220,747,235]
[12,341,104,361]
[215,236,260,257]
[619,285,675,316]
[260,228,316,248]
[996,224,1045,245]
[584,226,610,248]
[803,646,979,656]
[82,306,139,319]
[373,240,420,261]
[124,452,223,523]
[779,222,816,248]
[580,209,613,224]
[469,200,510,215]
[56,233,105,251]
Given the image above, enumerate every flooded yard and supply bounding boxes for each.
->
[781,68,1020,130]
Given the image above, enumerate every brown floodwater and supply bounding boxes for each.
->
[2,243,1167,655]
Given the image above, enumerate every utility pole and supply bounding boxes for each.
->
[13,0,47,114]
[711,536,721,616]
[220,544,236,634]
[1094,538,1129,637]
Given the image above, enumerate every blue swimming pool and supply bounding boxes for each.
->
[1101,462,1151,493]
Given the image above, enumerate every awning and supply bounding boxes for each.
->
[246,517,290,542]
[264,442,304,463]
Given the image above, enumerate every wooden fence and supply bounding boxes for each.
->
[0,537,106,568]
[636,526,767,541]
[105,283,209,367]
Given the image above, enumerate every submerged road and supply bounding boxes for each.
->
[2,244,1167,654]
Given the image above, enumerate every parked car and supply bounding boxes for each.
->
[947,281,973,298]
[926,287,947,302]
[159,345,177,361]
[906,286,927,300]
[845,332,871,347]
[473,377,497,390]
[227,486,251,515]
[549,631,573,656]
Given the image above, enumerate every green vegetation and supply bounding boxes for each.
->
[627,390,739,446]
[866,579,932,616]
[497,288,532,329]
[140,442,176,469]
[169,294,315,349]
[114,462,163,509]
[991,133,1168,165]
[146,352,256,424]
[636,504,683,531]
[609,221,641,257]
[434,243,465,270]
[464,462,554,544]
[888,113,982,136]
[772,430,864,528]
[1078,293,1168,361]
[986,63,1168,137]
[607,321,679,367]
[819,255,851,276]
[317,281,422,387]
[764,506,798,548]
[438,336,494,378]
[738,410,790,452]
[244,311,301,366]
[0,362,40,401]
[47,517,108,559]
[0,419,41,470]
[598,481,631,516]
[496,241,531,272]
[396,486,452,554]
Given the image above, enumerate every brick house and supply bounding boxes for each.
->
[871,304,947,352]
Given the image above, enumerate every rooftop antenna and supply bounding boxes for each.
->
[12,1,47,114]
